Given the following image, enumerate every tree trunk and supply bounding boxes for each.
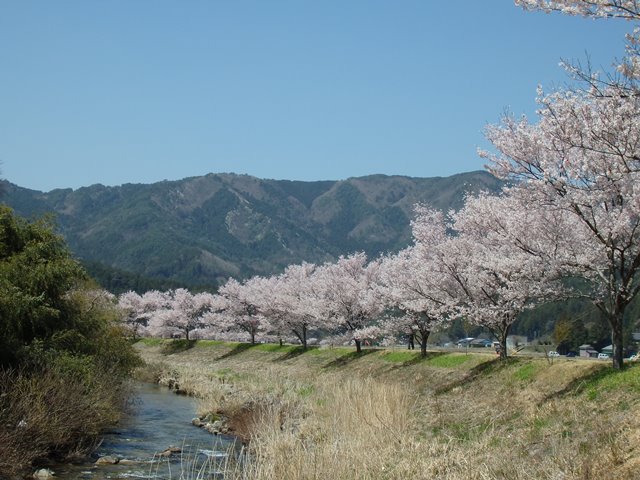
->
[301,325,307,350]
[250,330,256,345]
[420,332,429,358]
[610,312,624,370]
[497,323,511,360]
[499,337,508,360]
[293,326,308,350]
[354,338,362,353]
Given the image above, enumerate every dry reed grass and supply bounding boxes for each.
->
[0,367,128,477]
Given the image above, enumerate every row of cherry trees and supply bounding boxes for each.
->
[120,1,640,368]
[116,176,639,368]
[116,195,567,360]
[118,254,386,354]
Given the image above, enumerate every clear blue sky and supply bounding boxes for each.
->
[0,1,631,192]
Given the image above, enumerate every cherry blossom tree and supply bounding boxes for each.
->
[256,263,321,349]
[481,0,640,369]
[247,274,288,345]
[378,247,451,357]
[118,289,171,338]
[216,277,268,344]
[515,1,640,19]
[117,291,146,339]
[515,0,640,101]
[157,288,215,341]
[481,83,640,368]
[408,201,563,360]
[449,195,567,359]
[280,262,322,349]
[313,253,383,353]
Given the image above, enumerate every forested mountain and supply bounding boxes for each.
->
[2,171,501,290]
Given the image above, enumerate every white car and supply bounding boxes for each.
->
[628,354,639,362]
[597,353,610,360]
[547,351,560,357]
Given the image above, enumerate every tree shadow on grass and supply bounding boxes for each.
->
[215,343,256,360]
[161,339,197,355]
[435,357,506,394]
[389,351,447,369]
[273,346,309,362]
[322,349,378,370]
[536,362,633,406]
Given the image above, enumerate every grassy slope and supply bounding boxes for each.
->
[135,340,640,480]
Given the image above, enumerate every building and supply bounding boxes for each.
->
[579,344,598,358]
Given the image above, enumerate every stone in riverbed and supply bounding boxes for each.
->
[33,468,54,479]
[204,420,224,434]
[192,417,203,427]
[95,455,119,465]
[157,446,182,457]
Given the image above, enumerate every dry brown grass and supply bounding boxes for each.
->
[0,367,128,477]
[135,341,640,480]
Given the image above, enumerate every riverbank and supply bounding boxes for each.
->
[135,340,640,479]
[51,382,235,480]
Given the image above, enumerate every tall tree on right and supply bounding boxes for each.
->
[480,1,640,368]
[483,88,640,369]
[515,1,640,20]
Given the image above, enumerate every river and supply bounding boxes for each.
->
[53,383,237,479]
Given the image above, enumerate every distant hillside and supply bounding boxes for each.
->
[2,171,502,291]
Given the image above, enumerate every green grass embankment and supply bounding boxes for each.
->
[134,340,640,480]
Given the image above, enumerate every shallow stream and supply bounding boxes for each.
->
[54,383,236,479]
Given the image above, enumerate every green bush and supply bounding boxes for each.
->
[0,206,141,476]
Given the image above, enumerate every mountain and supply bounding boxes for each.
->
[1,171,502,291]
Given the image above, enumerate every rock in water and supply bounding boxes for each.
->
[33,468,54,479]
[158,446,182,457]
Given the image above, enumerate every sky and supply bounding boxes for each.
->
[0,1,632,192]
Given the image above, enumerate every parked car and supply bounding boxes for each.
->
[628,354,639,362]
[565,352,577,357]
[597,353,610,360]
[548,351,560,357]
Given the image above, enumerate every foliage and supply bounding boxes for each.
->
[0,206,140,476]
[82,260,191,294]
[0,204,141,373]
[515,0,640,19]
[0,206,86,366]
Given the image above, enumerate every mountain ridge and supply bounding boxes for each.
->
[1,170,502,291]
